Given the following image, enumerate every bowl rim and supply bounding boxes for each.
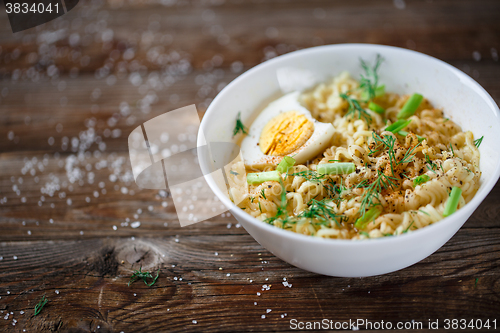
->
[199,43,500,246]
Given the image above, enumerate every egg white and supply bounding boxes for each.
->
[241,91,335,167]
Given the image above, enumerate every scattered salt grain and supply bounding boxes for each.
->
[261,315,266,319]
[473,51,481,61]
[12,256,17,260]
[192,320,197,324]
[113,225,117,230]
[130,221,141,228]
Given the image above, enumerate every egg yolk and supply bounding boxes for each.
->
[259,111,314,156]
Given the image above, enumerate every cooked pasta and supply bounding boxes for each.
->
[229,59,482,240]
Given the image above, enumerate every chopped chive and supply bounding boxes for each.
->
[443,186,462,217]
[474,136,483,148]
[317,162,355,175]
[385,119,412,133]
[368,101,385,114]
[246,171,280,185]
[398,130,425,142]
[277,156,296,174]
[355,206,382,229]
[397,93,423,119]
[258,202,262,213]
[413,174,430,186]
[261,188,266,200]
[450,143,455,156]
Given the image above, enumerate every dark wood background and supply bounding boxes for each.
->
[1,0,499,332]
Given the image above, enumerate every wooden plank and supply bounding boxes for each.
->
[0,228,499,332]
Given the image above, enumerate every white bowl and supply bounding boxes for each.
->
[198,44,500,277]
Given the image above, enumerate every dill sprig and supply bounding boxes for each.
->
[398,142,420,165]
[128,267,160,287]
[289,170,325,182]
[34,294,48,316]
[289,170,343,199]
[474,136,483,148]
[232,112,248,137]
[370,133,397,175]
[370,132,419,176]
[298,198,344,227]
[358,171,397,216]
[340,93,372,125]
[261,188,266,200]
[425,154,437,173]
[359,54,383,101]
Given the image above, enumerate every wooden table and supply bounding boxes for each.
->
[1,0,499,332]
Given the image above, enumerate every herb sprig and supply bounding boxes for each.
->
[359,54,383,101]
[232,112,248,137]
[358,171,397,217]
[128,267,160,287]
[340,93,372,124]
[34,294,48,316]
[474,136,484,148]
[298,198,344,227]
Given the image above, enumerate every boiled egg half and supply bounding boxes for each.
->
[241,91,334,167]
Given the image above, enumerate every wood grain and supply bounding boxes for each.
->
[1,0,500,332]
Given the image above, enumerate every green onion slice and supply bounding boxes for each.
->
[317,162,355,175]
[443,186,462,217]
[247,171,280,185]
[385,119,412,133]
[277,156,296,174]
[413,174,430,186]
[398,130,425,142]
[397,93,423,119]
[368,102,385,114]
[355,206,382,230]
